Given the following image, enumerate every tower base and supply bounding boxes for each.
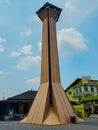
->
[21,83,82,125]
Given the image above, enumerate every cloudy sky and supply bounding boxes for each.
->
[0,0,98,100]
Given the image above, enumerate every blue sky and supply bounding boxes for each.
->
[0,0,98,100]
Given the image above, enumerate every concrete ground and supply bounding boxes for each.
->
[0,118,98,130]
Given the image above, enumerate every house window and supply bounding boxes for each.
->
[79,87,82,93]
[84,86,88,92]
[94,100,98,104]
[79,98,81,103]
[97,88,98,94]
[68,91,72,95]
[91,87,94,92]
[75,87,79,94]
[75,87,81,94]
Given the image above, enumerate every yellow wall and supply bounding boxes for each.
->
[66,85,86,118]
[66,87,78,102]
[73,104,85,118]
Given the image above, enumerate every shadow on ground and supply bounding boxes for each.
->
[0,119,98,130]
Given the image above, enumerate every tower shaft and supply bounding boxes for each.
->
[40,9,61,106]
[41,9,61,84]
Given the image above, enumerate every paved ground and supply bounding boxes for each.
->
[0,118,98,130]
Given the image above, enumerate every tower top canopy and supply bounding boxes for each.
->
[36,2,62,22]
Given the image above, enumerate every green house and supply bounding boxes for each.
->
[65,76,98,118]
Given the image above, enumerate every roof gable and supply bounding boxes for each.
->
[65,78,81,92]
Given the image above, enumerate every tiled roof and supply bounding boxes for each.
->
[7,90,37,101]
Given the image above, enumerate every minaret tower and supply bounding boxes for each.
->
[22,2,79,125]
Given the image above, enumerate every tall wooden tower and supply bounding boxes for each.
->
[21,2,79,125]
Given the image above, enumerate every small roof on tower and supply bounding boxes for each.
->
[36,2,62,22]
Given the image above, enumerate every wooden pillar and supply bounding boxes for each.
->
[21,2,80,125]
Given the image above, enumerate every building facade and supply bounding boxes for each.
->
[65,76,98,118]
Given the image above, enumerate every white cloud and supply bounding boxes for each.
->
[16,56,41,70]
[65,2,74,10]
[10,51,21,57]
[9,45,33,57]
[0,0,11,5]
[0,45,4,52]
[20,45,33,55]
[29,15,40,23]
[0,37,6,44]
[0,70,12,75]
[57,28,88,57]
[5,0,11,5]
[38,42,42,51]
[20,29,32,37]
[0,70,5,75]
[26,77,40,86]
[26,77,40,90]
[61,0,98,27]
[0,37,6,52]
